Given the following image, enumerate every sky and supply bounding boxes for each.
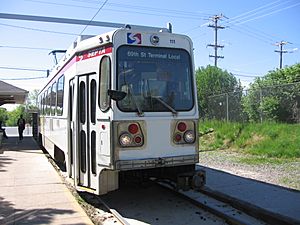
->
[1,0,300,96]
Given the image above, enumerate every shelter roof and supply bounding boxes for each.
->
[0,80,28,105]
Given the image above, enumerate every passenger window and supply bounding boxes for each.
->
[69,86,73,121]
[57,75,65,116]
[79,81,86,123]
[91,131,96,175]
[90,79,97,124]
[46,87,51,115]
[51,82,56,115]
[80,130,86,173]
[42,93,45,115]
[99,56,111,111]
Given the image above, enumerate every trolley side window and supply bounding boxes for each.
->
[80,130,86,173]
[99,56,111,111]
[50,82,57,116]
[42,92,46,115]
[46,87,51,115]
[90,79,97,124]
[79,81,86,123]
[57,75,65,116]
[91,131,96,175]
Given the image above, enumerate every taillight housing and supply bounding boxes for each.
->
[173,121,196,144]
[118,122,144,147]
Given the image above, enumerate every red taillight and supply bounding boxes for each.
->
[134,135,142,144]
[177,122,187,132]
[128,123,139,134]
[174,133,182,142]
[118,122,144,147]
[173,121,196,145]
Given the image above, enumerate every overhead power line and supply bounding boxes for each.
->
[225,0,289,25]
[231,73,262,78]
[69,0,212,17]
[227,26,273,45]
[0,45,52,51]
[79,0,108,35]
[0,76,46,80]
[0,66,47,72]
[219,0,299,45]
[234,1,300,26]
[24,0,208,20]
[0,22,78,36]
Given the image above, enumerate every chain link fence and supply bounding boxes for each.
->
[202,82,300,123]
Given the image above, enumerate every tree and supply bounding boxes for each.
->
[6,105,26,126]
[0,90,40,126]
[195,65,242,119]
[26,89,39,108]
[242,63,300,123]
[0,107,8,124]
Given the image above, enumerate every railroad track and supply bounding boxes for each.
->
[85,181,228,225]
[83,179,267,225]
[95,197,130,225]
[49,153,267,225]
[154,179,266,225]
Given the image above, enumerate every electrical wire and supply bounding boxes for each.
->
[0,45,52,51]
[23,0,208,20]
[79,0,108,35]
[0,76,46,80]
[0,66,47,72]
[0,22,78,36]
[225,0,289,25]
[184,0,298,44]
[227,26,273,45]
[70,0,212,17]
[223,0,299,43]
[234,2,300,26]
[237,24,278,43]
[232,73,261,78]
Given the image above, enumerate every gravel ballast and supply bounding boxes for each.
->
[198,150,300,191]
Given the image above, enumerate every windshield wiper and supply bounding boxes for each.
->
[128,86,144,117]
[153,96,178,116]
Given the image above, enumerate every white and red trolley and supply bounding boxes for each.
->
[38,24,201,195]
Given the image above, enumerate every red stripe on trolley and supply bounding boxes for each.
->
[76,46,112,62]
[42,45,112,92]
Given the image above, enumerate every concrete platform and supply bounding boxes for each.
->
[0,137,93,225]
[197,165,300,225]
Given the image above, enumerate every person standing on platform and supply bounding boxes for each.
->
[17,115,26,141]
[0,121,8,139]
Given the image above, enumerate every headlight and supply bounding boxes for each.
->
[119,133,132,146]
[184,130,195,143]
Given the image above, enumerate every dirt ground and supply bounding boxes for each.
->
[198,150,300,190]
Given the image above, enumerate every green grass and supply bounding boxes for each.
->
[199,120,300,159]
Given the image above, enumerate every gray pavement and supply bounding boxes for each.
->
[197,165,300,225]
[0,137,93,225]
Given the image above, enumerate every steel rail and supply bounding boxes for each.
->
[154,180,266,225]
[97,197,130,225]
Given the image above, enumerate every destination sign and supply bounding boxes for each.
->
[127,50,181,60]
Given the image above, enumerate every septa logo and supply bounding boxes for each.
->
[127,33,142,44]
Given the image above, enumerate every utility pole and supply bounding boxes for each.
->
[207,14,225,67]
[274,41,289,69]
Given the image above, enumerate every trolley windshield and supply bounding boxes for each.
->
[117,46,194,113]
